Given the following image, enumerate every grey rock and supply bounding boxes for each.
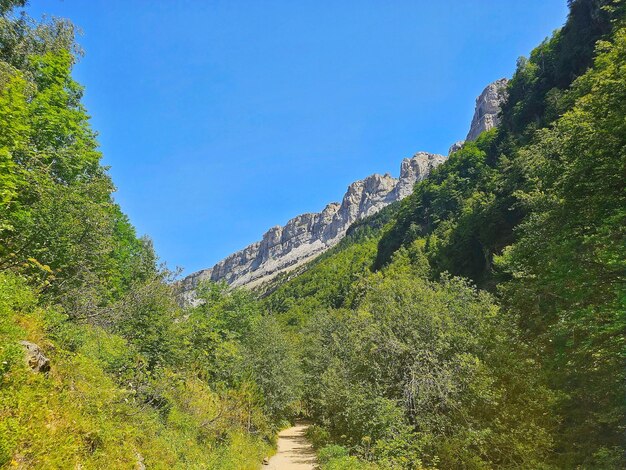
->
[181,78,511,302]
[180,152,445,302]
[136,452,146,470]
[448,141,465,155]
[465,78,508,141]
[20,340,50,373]
[391,152,444,200]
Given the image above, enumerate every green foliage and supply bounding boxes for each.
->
[264,237,379,329]
[318,445,379,470]
[298,250,554,468]
[183,282,253,385]
[180,282,302,424]
[113,276,180,371]
[1,0,624,467]
[0,6,283,468]
[361,3,626,467]
[0,8,156,315]
[305,424,331,448]
[0,1,26,16]
[377,0,625,287]
[376,132,504,282]
[495,27,626,467]
[263,15,626,464]
[0,274,33,383]
[319,444,350,463]
[0,10,79,70]
[501,0,618,138]
[0,273,273,468]
[244,315,303,420]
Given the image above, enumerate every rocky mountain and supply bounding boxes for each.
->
[179,152,445,303]
[180,78,507,301]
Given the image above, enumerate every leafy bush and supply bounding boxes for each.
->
[318,444,379,469]
[318,444,350,463]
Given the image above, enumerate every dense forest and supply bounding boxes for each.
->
[1,0,624,469]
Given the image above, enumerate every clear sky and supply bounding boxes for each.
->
[27,0,569,275]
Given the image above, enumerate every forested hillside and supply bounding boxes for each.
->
[1,0,624,469]
[269,0,626,467]
[0,2,295,468]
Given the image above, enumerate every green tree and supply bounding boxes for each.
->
[497,28,626,467]
[244,315,302,421]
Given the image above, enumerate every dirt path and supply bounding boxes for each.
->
[264,423,317,469]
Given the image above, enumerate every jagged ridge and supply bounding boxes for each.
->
[179,152,445,302]
[180,78,507,300]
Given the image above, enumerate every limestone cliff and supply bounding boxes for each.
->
[180,78,508,301]
[179,152,445,301]
[465,78,508,141]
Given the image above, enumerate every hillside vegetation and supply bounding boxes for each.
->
[0,2,293,468]
[1,0,624,469]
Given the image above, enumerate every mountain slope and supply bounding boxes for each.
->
[263,1,625,467]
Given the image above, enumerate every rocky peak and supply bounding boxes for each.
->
[465,78,508,141]
[393,152,444,199]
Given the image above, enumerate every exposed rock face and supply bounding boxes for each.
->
[448,141,465,155]
[180,152,445,302]
[465,78,508,141]
[180,78,510,302]
[391,152,443,200]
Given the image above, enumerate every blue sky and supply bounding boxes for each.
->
[27,1,569,275]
